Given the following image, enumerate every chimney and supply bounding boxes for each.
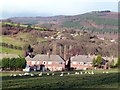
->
[52,43,57,55]
[64,45,67,61]
[47,52,50,58]
[59,45,62,57]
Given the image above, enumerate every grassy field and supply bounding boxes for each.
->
[0,46,23,56]
[1,69,119,89]
[2,22,48,31]
[0,35,25,47]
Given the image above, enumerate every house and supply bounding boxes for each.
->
[70,55,93,70]
[25,54,65,71]
[102,56,118,69]
[110,39,115,43]
[102,56,118,64]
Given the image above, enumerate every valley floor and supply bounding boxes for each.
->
[0,69,119,90]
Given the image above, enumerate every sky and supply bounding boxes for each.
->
[0,0,119,19]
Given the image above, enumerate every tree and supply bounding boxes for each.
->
[16,23,20,28]
[92,58,97,67]
[9,58,16,70]
[116,57,120,68]
[20,58,26,68]
[16,58,21,69]
[27,25,32,30]
[2,57,26,71]
[110,59,115,68]
[96,55,102,68]
[23,44,34,56]
[28,45,33,53]
[2,58,9,69]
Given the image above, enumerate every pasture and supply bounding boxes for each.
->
[0,35,25,47]
[1,69,119,90]
[0,46,23,56]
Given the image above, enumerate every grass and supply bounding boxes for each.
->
[17,33,48,43]
[0,46,23,56]
[2,22,48,31]
[0,35,25,47]
[1,69,119,89]
[17,32,30,41]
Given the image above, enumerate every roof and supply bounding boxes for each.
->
[71,55,93,63]
[102,56,118,64]
[0,54,19,59]
[26,54,64,62]
[25,56,33,61]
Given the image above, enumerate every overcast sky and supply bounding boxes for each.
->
[0,0,119,19]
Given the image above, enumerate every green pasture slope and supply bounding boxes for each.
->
[2,22,48,31]
[1,69,119,89]
[0,36,25,47]
[0,46,23,56]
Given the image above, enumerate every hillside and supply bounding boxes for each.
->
[1,21,118,58]
[8,11,118,33]
[0,22,50,56]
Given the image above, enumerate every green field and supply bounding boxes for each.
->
[0,46,23,56]
[0,36,25,47]
[2,22,48,31]
[1,69,119,89]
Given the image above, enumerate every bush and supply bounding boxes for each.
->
[92,58,97,67]
[110,59,115,68]
[2,58,10,69]
[2,57,26,71]
[92,55,103,68]
[96,55,102,67]
[116,57,120,68]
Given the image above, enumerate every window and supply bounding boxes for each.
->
[58,67,62,70]
[37,61,40,65]
[79,62,84,65]
[73,62,76,65]
[59,62,63,64]
[32,61,35,65]
[48,61,52,65]
[43,61,46,65]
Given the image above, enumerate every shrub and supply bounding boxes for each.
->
[96,55,102,67]
[2,58,10,69]
[92,58,97,67]
[110,59,115,68]
[116,57,120,68]
[2,57,26,71]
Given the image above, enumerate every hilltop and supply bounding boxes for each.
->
[8,11,118,33]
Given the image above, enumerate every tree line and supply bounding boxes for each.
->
[1,57,26,71]
[0,42,22,50]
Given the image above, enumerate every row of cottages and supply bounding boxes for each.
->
[25,54,94,71]
[25,54,65,71]
[25,54,117,71]
[70,55,93,70]
[67,55,116,70]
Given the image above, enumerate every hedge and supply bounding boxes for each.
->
[1,57,26,71]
